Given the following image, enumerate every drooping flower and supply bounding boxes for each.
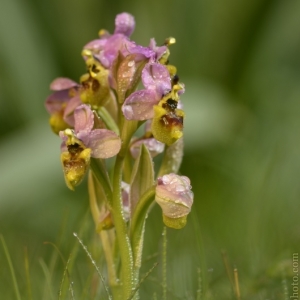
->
[59,104,121,190]
[155,173,193,229]
[45,77,82,134]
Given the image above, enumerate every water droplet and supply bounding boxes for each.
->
[176,185,185,192]
[128,61,134,67]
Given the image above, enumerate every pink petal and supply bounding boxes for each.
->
[45,90,69,114]
[144,120,152,133]
[102,34,128,67]
[87,129,121,158]
[142,63,171,96]
[74,104,94,134]
[50,78,78,91]
[63,95,82,126]
[59,131,68,152]
[122,89,158,120]
[126,42,155,58]
[156,173,194,217]
[130,138,165,159]
[149,38,167,60]
[83,39,107,52]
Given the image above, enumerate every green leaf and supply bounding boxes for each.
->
[129,144,156,272]
[90,158,113,206]
[130,186,156,270]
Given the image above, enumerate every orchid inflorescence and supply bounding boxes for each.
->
[45,12,193,299]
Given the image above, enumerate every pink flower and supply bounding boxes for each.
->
[60,104,121,159]
[122,62,171,120]
[45,77,82,131]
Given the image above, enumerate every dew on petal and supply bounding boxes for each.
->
[123,105,134,119]
[128,61,134,67]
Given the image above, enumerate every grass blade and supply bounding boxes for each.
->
[39,258,55,300]
[24,247,33,300]
[127,262,158,300]
[73,232,112,300]
[0,235,22,300]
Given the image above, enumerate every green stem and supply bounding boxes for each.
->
[130,186,156,267]
[111,117,138,298]
[112,155,134,299]
[123,151,132,183]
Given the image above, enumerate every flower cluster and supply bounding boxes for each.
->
[45,12,194,299]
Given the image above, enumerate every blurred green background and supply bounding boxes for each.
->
[1,0,300,298]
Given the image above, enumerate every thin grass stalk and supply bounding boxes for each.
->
[24,247,33,300]
[162,227,167,300]
[39,258,55,300]
[73,233,112,300]
[0,235,21,300]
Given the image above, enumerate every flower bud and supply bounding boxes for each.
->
[155,173,193,229]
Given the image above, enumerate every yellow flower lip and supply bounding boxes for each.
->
[151,89,185,146]
[79,56,111,108]
[61,147,91,191]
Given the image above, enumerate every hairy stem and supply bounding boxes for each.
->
[111,117,138,298]
[112,155,134,298]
